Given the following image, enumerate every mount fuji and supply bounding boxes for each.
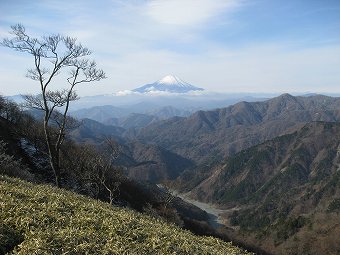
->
[132,75,204,93]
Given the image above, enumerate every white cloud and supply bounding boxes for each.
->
[114,90,138,96]
[113,89,208,97]
[145,0,240,26]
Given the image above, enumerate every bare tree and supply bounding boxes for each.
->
[1,24,106,187]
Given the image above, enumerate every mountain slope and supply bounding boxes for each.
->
[0,175,251,255]
[121,141,195,182]
[133,75,204,93]
[67,118,194,183]
[147,105,192,119]
[69,118,125,143]
[133,94,340,164]
[186,122,340,255]
[113,113,160,129]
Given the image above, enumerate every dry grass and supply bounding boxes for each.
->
[0,175,252,255]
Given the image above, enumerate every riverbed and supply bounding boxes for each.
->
[158,184,232,228]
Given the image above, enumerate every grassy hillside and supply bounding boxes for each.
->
[0,175,251,255]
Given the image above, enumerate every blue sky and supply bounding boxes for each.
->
[0,0,340,96]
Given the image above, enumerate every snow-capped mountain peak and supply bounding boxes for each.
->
[133,75,204,93]
[158,75,187,86]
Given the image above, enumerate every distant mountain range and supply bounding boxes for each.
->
[7,91,276,114]
[132,75,204,93]
[71,105,192,128]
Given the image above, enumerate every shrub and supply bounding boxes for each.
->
[328,199,340,212]
[0,222,24,255]
[0,140,33,181]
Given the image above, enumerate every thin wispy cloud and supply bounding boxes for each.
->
[98,43,340,94]
[145,0,240,26]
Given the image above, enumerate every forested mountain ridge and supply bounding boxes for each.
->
[132,94,340,164]
[181,121,340,255]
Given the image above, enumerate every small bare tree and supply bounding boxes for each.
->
[1,24,106,187]
[64,142,122,204]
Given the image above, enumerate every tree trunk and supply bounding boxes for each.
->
[43,118,61,187]
[51,155,61,188]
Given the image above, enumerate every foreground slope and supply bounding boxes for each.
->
[0,176,251,255]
